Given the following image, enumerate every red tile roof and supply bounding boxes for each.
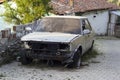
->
[51,0,120,14]
[0,0,4,3]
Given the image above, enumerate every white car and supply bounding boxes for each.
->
[19,16,95,68]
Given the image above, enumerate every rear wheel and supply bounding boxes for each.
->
[67,50,81,68]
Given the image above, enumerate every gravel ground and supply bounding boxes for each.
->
[0,39,120,80]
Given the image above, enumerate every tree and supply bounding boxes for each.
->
[2,0,52,24]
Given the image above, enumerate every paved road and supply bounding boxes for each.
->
[0,39,120,80]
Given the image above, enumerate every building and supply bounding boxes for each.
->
[51,0,120,36]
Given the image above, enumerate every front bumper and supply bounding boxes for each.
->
[25,49,72,61]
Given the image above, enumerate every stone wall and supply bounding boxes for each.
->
[14,19,41,37]
[0,28,16,52]
[0,28,21,65]
[0,19,41,65]
[0,19,40,53]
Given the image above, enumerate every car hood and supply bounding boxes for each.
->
[21,32,80,43]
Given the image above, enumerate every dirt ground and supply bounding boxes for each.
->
[0,38,120,80]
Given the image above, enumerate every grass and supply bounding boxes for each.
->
[96,36,120,40]
[81,48,101,62]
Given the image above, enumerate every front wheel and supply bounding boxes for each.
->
[19,50,33,65]
[21,56,33,65]
[67,50,81,68]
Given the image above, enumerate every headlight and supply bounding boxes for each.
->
[24,42,30,49]
[58,43,70,51]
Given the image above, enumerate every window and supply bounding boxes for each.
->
[82,19,92,30]
[35,18,82,34]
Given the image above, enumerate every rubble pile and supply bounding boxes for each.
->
[0,38,21,66]
[0,21,35,66]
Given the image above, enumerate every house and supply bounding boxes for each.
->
[51,0,120,36]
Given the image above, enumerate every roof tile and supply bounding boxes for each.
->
[51,0,120,14]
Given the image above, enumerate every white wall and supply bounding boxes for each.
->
[82,11,109,35]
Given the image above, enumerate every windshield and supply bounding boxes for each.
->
[35,17,81,34]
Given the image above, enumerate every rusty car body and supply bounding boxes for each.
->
[19,16,95,68]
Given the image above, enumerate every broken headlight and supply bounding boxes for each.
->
[58,43,70,52]
[24,42,31,49]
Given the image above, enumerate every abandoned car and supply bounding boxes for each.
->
[19,16,95,68]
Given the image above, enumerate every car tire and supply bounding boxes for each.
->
[89,40,94,51]
[20,50,33,65]
[67,50,81,68]
[21,56,33,65]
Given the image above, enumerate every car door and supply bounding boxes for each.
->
[82,19,93,51]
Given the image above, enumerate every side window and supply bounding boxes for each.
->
[82,19,92,31]
[85,19,92,30]
[82,20,86,30]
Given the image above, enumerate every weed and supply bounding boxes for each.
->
[81,48,100,62]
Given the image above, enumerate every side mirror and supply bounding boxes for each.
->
[83,29,91,34]
[25,27,32,31]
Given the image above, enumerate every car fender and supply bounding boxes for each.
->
[70,44,82,59]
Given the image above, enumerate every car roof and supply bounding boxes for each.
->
[44,16,87,19]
